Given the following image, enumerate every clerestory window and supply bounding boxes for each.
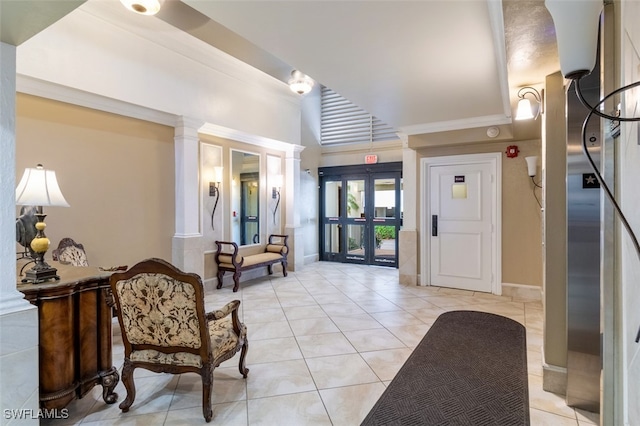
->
[320,86,398,145]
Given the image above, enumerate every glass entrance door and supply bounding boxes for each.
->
[320,163,402,267]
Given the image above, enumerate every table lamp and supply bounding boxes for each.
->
[15,164,70,283]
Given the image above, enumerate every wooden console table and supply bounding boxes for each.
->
[17,262,119,409]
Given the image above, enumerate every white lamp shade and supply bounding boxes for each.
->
[16,165,69,207]
[525,156,539,177]
[545,0,603,79]
[120,0,164,15]
[515,98,535,120]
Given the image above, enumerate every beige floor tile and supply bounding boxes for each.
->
[343,328,406,352]
[388,296,439,310]
[246,359,316,399]
[420,295,479,308]
[247,391,332,426]
[79,412,169,426]
[277,294,318,308]
[164,402,247,426]
[528,374,579,419]
[83,374,178,422]
[529,407,578,425]
[62,262,586,426]
[283,305,327,320]
[289,317,340,336]
[296,332,357,358]
[356,299,403,313]
[405,306,447,324]
[248,320,293,340]
[319,382,387,426]
[369,310,424,328]
[527,350,544,376]
[305,353,379,389]
[320,302,367,316]
[242,307,287,324]
[170,367,247,411]
[331,313,385,332]
[360,348,413,381]
[386,323,432,347]
[246,336,303,364]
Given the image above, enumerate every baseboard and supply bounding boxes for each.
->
[542,361,568,396]
[501,282,542,301]
[304,254,319,264]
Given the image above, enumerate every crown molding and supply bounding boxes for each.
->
[17,74,178,126]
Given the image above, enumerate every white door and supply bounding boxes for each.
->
[428,161,495,293]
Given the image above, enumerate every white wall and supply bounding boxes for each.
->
[620,1,640,423]
[15,4,301,145]
[0,41,39,426]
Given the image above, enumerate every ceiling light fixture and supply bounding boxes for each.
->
[515,87,543,120]
[288,70,314,95]
[120,0,164,16]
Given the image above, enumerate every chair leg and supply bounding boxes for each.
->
[281,260,288,277]
[118,360,136,412]
[238,339,249,378]
[232,271,241,292]
[201,364,213,422]
[216,270,224,289]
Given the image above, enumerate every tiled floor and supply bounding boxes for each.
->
[45,262,600,425]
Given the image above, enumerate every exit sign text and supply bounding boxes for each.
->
[364,154,378,164]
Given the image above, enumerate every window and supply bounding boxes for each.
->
[320,87,398,145]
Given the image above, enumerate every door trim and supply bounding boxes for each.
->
[420,152,502,294]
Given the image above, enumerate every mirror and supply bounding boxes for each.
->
[231,150,260,245]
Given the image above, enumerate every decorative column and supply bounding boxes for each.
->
[0,42,40,425]
[172,116,205,277]
[283,145,306,271]
[398,133,419,285]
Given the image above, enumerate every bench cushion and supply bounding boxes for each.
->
[242,252,283,267]
[266,244,288,254]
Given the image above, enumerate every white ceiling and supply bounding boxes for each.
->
[184,0,513,136]
[1,0,559,141]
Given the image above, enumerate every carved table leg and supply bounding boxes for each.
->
[100,367,120,404]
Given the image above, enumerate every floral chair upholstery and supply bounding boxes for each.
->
[109,258,249,422]
[52,237,89,267]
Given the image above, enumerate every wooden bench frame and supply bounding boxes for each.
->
[215,234,289,292]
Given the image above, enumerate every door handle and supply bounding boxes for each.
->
[432,215,438,236]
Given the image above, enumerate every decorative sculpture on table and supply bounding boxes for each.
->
[16,206,38,261]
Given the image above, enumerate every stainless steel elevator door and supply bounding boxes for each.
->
[565,69,602,413]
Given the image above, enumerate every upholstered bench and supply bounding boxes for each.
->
[215,234,289,292]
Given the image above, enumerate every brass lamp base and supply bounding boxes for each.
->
[21,214,60,284]
[22,262,60,284]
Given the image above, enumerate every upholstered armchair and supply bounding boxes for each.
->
[52,237,89,267]
[109,258,249,422]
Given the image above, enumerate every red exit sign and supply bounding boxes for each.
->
[364,154,378,164]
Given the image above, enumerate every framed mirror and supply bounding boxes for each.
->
[231,150,260,246]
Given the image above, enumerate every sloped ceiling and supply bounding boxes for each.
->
[183,0,513,136]
[3,0,559,142]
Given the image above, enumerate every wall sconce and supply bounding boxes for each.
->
[209,166,223,230]
[544,0,603,80]
[272,174,283,224]
[525,156,538,178]
[15,164,70,283]
[515,87,543,120]
[120,0,164,15]
[288,70,314,95]
[525,156,542,209]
